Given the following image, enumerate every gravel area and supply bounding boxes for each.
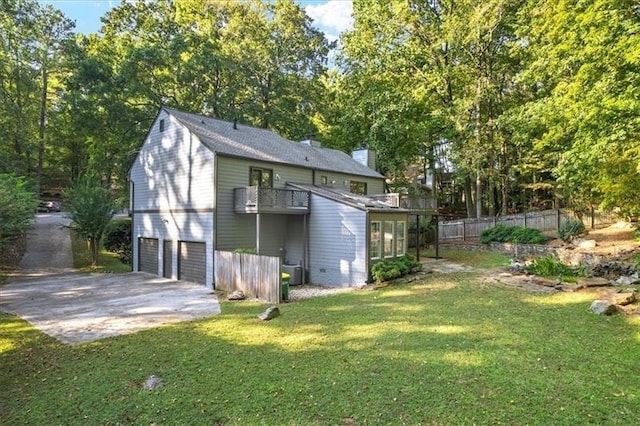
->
[287,284,357,301]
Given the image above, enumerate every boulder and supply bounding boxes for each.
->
[577,277,610,288]
[590,300,617,316]
[609,292,636,306]
[257,306,280,321]
[576,239,597,249]
[614,274,640,286]
[227,290,246,301]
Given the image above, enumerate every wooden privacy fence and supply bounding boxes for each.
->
[214,251,281,304]
[439,209,617,242]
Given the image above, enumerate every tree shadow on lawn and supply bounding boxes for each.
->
[2,275,640,425]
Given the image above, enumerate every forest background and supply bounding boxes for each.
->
[1,0,638,218]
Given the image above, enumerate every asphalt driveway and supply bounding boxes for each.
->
[0,214,220,345]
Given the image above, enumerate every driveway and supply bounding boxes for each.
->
[0,213,220,345]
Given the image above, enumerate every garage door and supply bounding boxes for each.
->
[163,240,173,279]
[178,241,206,284]
[138,238,158,274]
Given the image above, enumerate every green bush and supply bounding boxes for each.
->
[371,254,422,283]
[480,224,546,245]
[103,219,132,264]
[0,174,38,247]
[558,219,586,242]
[525,255,582,281]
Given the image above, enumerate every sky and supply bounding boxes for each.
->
[39,0,354,42]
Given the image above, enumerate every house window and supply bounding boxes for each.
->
[370,221,381,259]
[383,221,394,258]
[350,180,367,195]
[159,119,165,132]
[320,176,327,185]
[396,221,406,256]
[250,167,273,187]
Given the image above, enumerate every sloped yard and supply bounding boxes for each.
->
[2,256,639,425]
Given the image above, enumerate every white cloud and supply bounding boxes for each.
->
[305,0,353,40]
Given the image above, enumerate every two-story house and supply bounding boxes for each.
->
[129,107,409,288]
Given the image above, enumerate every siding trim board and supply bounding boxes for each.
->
[133,208,215,214]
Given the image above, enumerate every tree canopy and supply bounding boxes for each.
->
[0,0,637,217]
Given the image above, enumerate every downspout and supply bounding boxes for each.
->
[365,210,371,283]
[212,153,218,289]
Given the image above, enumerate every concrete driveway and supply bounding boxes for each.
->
[0,213,220,345]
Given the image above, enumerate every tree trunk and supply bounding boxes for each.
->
[475,168,482,219]
[90,238,100,267]
[37,66,48,196]
[464,175,474,218]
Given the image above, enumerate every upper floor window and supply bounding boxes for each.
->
[320,176,328,185]
[350,181,367,195]
[250,167,273,187]
[159,119,165,132]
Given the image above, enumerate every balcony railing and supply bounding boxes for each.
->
[369,193,437,211]
[234,186,310,214]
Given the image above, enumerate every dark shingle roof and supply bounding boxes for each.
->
[163,107,383,179]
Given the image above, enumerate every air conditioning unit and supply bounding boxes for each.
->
[282,264,302,285]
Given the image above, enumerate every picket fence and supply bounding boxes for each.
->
[439,209,616,242]
[214,251,281,304]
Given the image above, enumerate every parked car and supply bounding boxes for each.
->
[37,201,61,213]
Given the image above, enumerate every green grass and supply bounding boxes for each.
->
[421,247,511,269]
[71,232,130,273]
[2,272,639,425]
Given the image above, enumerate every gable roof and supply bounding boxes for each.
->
[163,107,383,179]
[288,183,409,213]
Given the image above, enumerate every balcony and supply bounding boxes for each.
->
[234,186,310,214]
[369,193,437,211]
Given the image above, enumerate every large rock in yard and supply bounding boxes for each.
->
[609,292,636,306]
[590,300,617,316]
[577,277,610,288]
[227,290,246,300]
[257,306,280,321]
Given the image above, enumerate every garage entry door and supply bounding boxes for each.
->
[178,241,206,284]
[138,238,158,274]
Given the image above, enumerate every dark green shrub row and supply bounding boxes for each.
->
[371,254,422,283]
[103,219,132,264]
[480,224,546,245]
[558,219,585,242]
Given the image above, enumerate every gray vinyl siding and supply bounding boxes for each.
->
[313,172,384,195]
[163,240,173,279]
[307,195,368,287]
[284,216,305,266]
[215,156,313,252]
[130,110,215,211]
[130,111,215,287]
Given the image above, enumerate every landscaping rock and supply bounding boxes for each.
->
[614,274,640,286]
[227,290,246,301]
[576,239,597,249]
[257,306,280,321]
[590,300,617,316]
[529,276,560,287]
[577,277,610,288]
[609,292,636,306]
[142,375,164,390]
[555,284,580,292]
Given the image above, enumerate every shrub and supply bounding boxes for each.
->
[558,219,586,242]
[0,174,38,247]
[103,219,132,264]
[371,254,422,283]
[232,248,257,254]
[525,255,583,281]
[480,224,546,245]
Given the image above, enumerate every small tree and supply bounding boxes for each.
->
[64,173,116,267]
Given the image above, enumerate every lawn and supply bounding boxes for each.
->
[1,256,639,424]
